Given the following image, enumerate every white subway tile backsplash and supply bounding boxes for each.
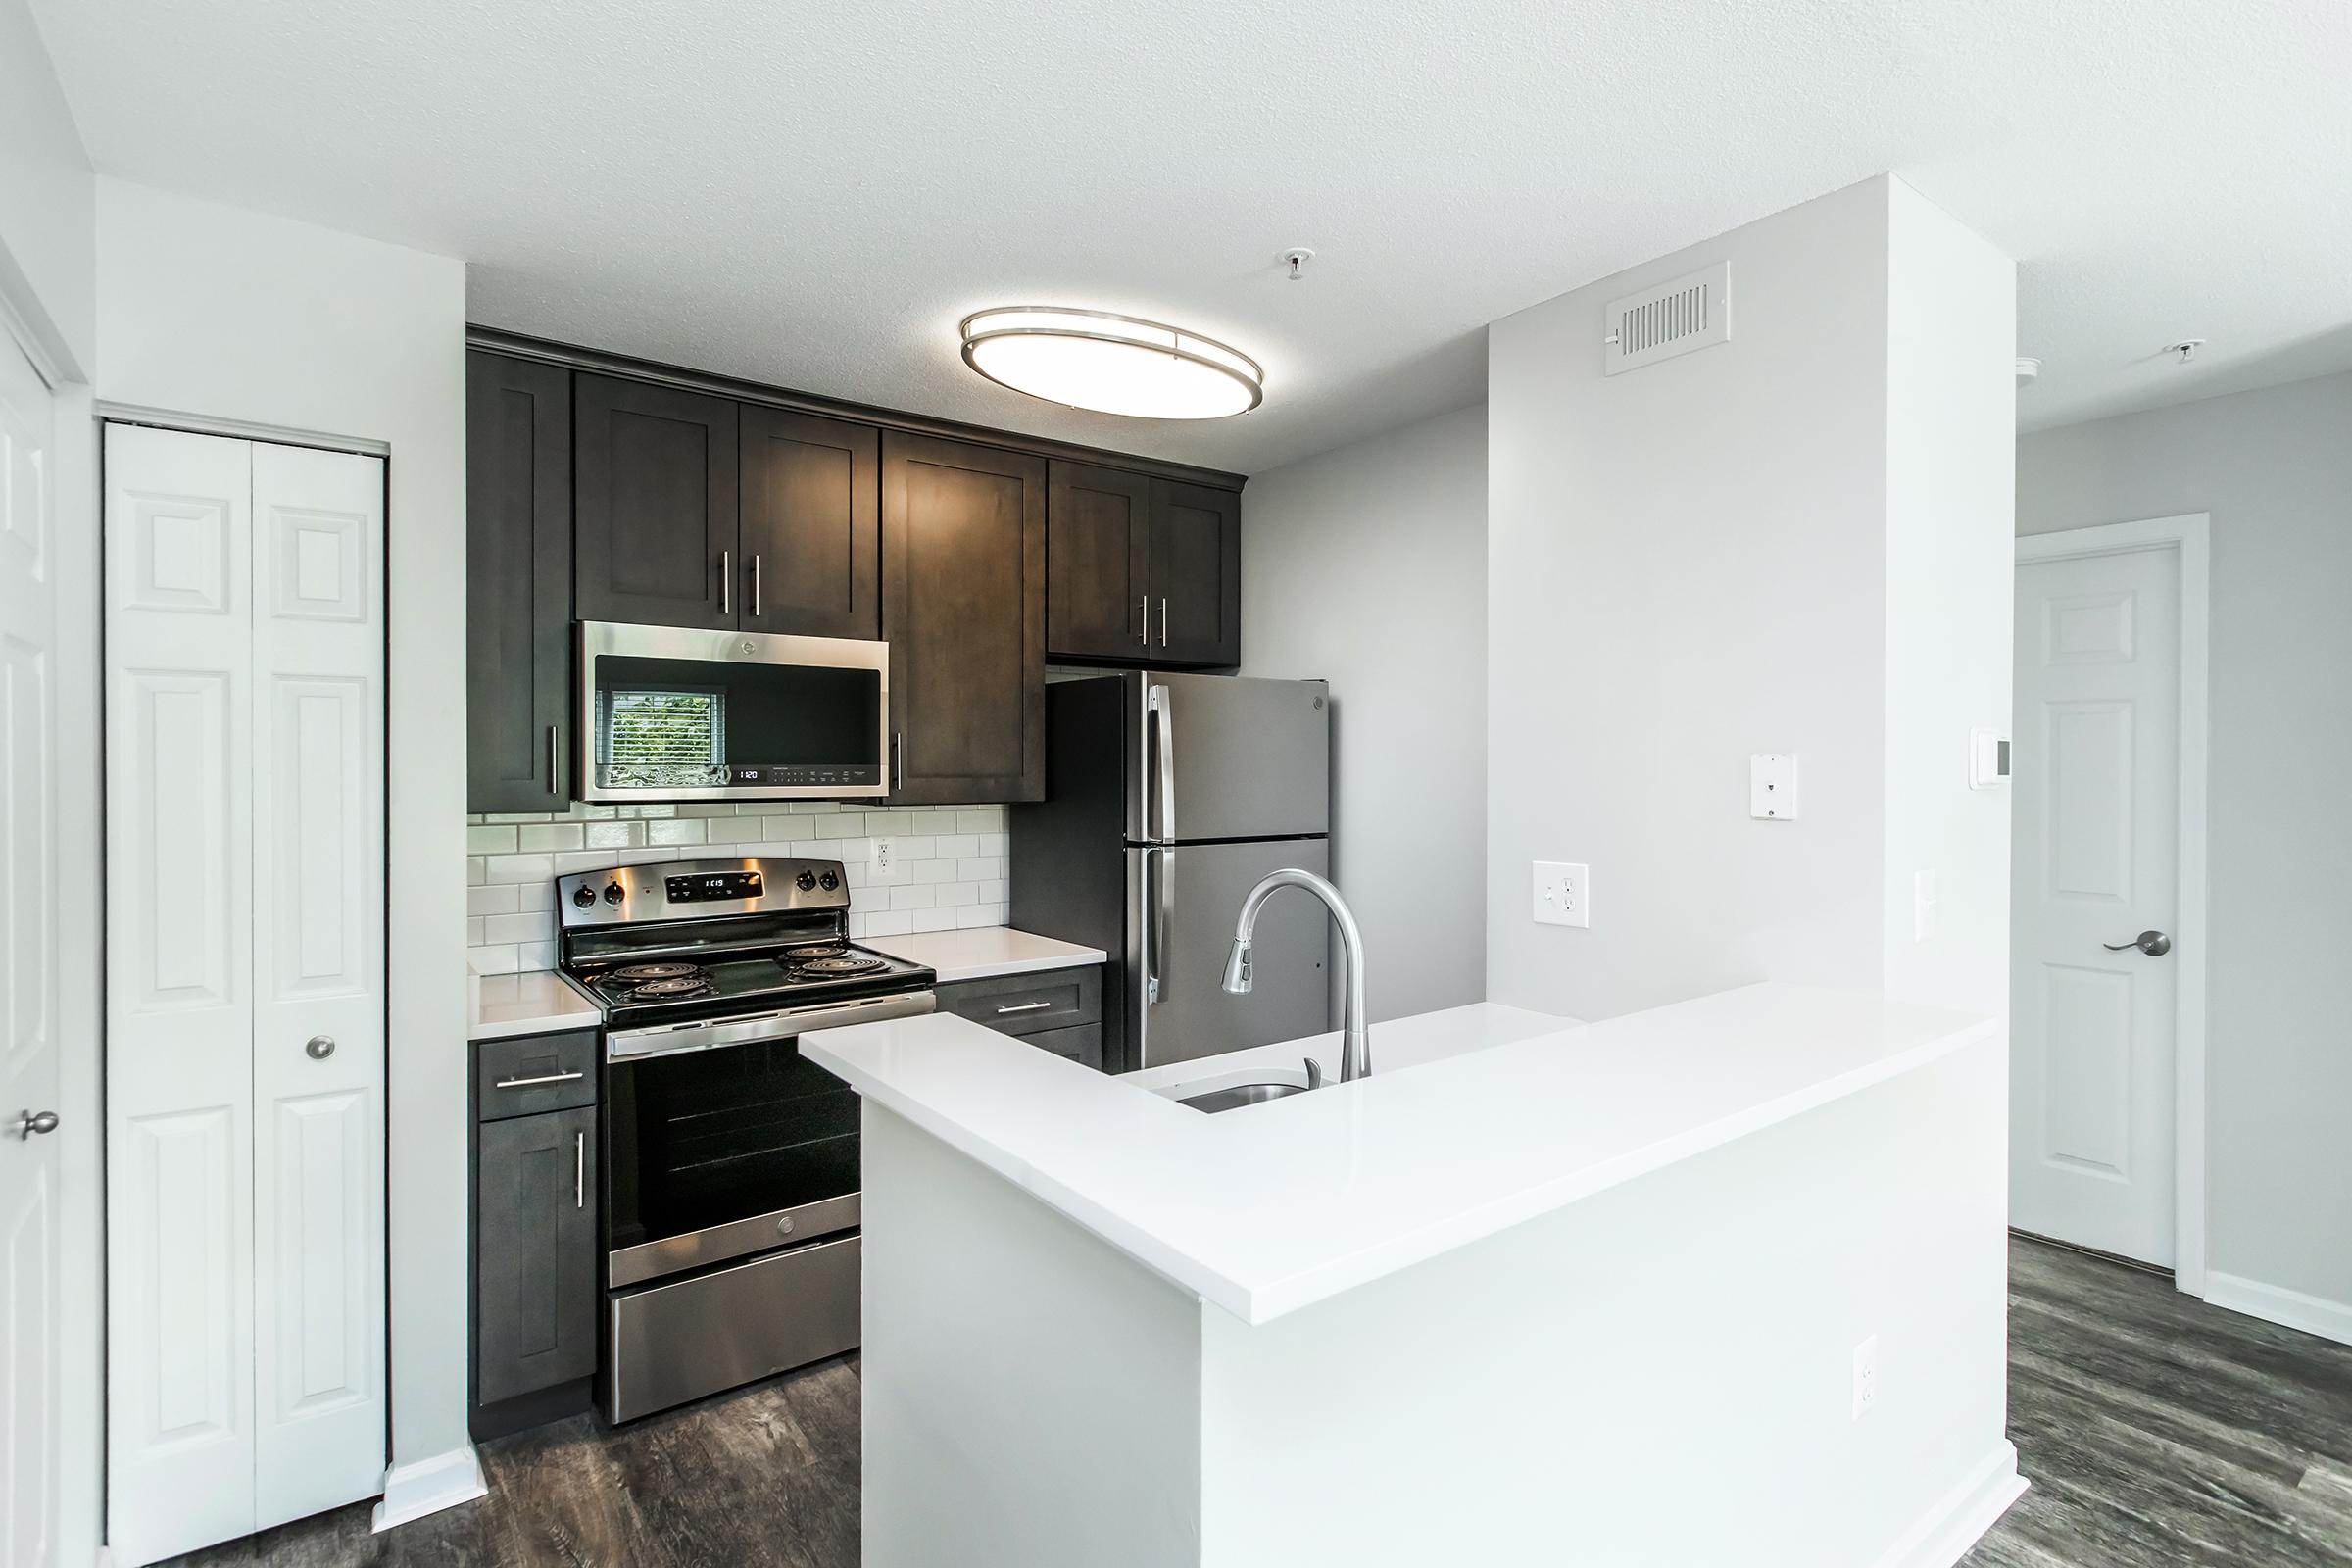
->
[467,884,519,919]
[466,824,518,855]
[465,798,1019,972]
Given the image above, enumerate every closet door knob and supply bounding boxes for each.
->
[306,1035,336,1060]
[13,1110,58,1139]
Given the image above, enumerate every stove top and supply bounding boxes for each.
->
[555,858,936,1053]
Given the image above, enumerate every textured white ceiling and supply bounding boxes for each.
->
[31,0,2352,473]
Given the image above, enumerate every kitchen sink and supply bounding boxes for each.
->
[1171,1062,1322,1114]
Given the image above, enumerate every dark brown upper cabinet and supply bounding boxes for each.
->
[1046,462,1152,660]
[1148,480,1242,666]
[882,432,1045,803]
[738,406,880,640]
[1045,466,1242,668]
[573,374,739,631]
[466,351,573,813]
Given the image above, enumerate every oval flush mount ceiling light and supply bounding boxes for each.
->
[959,307,1263,419]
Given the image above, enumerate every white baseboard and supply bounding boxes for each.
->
[370,1445,488,1534]
[2204,1271,2352,1348]
[1869,1442,2028,1568]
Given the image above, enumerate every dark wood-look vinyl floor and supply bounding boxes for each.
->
[169,1236,2351,1567]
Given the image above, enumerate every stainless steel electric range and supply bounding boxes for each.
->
[556,855,934,1423]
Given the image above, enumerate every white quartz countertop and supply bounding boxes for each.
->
[805,982,1997,1325]
[860,926,1107,984]
[468,970,603,1041]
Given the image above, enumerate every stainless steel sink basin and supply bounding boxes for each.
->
[1173,1060,1323,1114]
[1179,1081,1313,1114]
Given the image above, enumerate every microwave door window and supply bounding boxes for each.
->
[601,684,728,789]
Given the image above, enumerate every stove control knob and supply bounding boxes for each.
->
[571,885,597,909]
[818,869,840,892]
[795,869,818,892]
[603,882,625,906]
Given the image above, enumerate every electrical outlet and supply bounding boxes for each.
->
[867,836,906,885]
[1852,1336,1880,1419]
[1532,861,1590,928]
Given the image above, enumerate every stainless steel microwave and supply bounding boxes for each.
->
[576,621,890,802]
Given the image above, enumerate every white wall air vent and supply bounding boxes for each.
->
[1603,262,1731,375]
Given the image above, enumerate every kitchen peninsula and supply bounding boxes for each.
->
[808,982,2022,1568]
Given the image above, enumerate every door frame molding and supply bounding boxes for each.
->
[2016,512,2211,1296]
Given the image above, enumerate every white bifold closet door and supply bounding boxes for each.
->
[103,425,386,1567]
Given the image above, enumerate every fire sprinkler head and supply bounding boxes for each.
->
[2165,338,2207,365]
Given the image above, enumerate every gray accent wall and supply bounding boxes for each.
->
[1239,402,1489,1024]
[2018,370,2352,1315]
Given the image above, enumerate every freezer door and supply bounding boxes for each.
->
[1126,671,1330,844]
[1127,838,1334,1069]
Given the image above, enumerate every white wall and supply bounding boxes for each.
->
[1487,176,2013,1023]
[0,0,95,375]
[2018,370,2352,1316]
[1883,183,2018,1019]
[96,178,476,1486]
[1239,402,1488,1022]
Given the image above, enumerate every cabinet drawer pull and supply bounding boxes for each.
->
[574,1130,585,1209]
[995,1001,1054,1014]
[494,1069,583,1090]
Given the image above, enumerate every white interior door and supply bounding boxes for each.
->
[1,327,65,1568]
[2011,544,2180,1266]
[104,426,386,1565]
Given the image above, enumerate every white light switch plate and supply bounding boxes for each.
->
[1750,754,1799,819]
[1533,861,1590,928]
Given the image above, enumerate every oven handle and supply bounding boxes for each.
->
[604,988,938,1060]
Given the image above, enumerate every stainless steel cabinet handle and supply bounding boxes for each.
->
[2104,929,2172,956]
[892,731,905,792]
[546,725,559,788]
[494,1069,584,1090]
[574,1131,585,1208]
[751,554,762,619]
[12,1110,58,1140]
[1159,597,1168,647]
[995,1001,1054,1015]
[305,1035,335,1060]
[720,549,732,615]
[1139,594,1149,644]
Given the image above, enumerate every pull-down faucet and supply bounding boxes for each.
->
[1221,868,1370,1083]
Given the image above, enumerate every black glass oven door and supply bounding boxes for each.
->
[605,1036,861,1287]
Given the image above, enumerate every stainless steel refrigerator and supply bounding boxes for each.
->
[1010,671,1332,1073]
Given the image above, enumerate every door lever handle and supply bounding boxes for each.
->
[2104,930,2172,956]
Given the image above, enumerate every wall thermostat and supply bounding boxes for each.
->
[1969,728,2010,790]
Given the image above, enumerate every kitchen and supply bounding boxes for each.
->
[9,6,2352,1568]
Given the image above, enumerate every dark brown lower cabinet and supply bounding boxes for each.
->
[473,1092,599,1439]
[882,432,1045,803]
[934,967,1104,1070]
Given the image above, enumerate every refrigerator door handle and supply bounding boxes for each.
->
[1147,682,1176,843]
[1149,847,1173,1004]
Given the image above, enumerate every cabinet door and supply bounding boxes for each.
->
[1149,480,1242,665]
[475,1105,599,1406]
[881,432,1045,803]
[574,374,738,630]
[1046,461,1151,660]
[466,353,572,811]
[739,405,880,639]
